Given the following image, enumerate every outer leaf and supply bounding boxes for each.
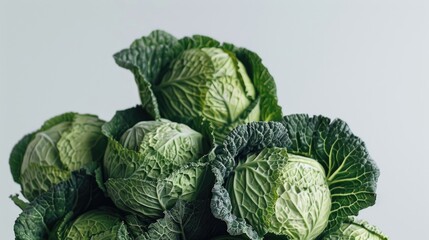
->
[178,35,221,50]
[57,114,106,172]
[105,161,213,219]
[324,218,388,240]
[102,106,154,181]
[210,121,290,240]
[226,148,288,234]
[222,44,282,122]
[138,200,226,240]
[91,223,133,240]
[9,133,34,184]
[14,172,103,240]
[113,30,181,118]
[282,114,380,237]
[102,106,153,141]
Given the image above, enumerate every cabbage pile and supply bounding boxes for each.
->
[9,30,387,240]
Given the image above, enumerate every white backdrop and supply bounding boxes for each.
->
[1,1,428,239]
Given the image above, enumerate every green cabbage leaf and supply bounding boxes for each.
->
[13,172,105,240]
[324,218,388,240]
[282,115,379,237]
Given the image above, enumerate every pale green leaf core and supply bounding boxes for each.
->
[227,149,331,240]
[270,153,331,240]
[325,218,388,240]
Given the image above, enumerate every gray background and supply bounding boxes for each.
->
[1,1,428,239]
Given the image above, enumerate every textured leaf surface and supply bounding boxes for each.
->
[226,148,287,234]
[9,133,34,183]
[282,114,379,237]
[269,154,331,240]
[138,200,225,240]
[62,208,122,240]
[14,172,102,240]
[222,44,282,122]
[106,162,212,219]
[324,218,388,240]
[10,112,106,201]
[57,114,106,171]
[114,30,181,118]
[103,106,212,219]
[91,223,132,240]
[211,122,290,240]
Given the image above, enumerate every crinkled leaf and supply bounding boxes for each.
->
[226,148,288,234]
[138,200,226,240]
[324,217,388,240]
[222,44,282,122]
[269,154,331,239]
[113,30,181,118]
[9,133,34,184]
[57,114,106,172]
[61,208,122,240]
[211,121,290,240]
[20,165,71,200]
[282,114,379,237]
[106,161,213,219]
[91,223,132,240]
[14,172,103,240]
[178,35,221,50]
[102,106,153,140]
[102,106,155,181]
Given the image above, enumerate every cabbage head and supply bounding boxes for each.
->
[9,113,106,201]
[56,208,125,240]
[114,30,282,143]
[225,148,331,239]
[211,116,379,240]
[102,106,213,219]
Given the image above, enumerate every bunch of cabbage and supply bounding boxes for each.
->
[102,106,213,219]
[114,30,282,143]
[211,115,380,240]
[9,113,106,201]
[7,30,388,240]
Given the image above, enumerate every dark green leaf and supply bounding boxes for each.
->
[324,217,388,240]
[138,200,226,240]
[113,30,181,118]
[282,114,380,237]
[14,172,103,240]
[211,122,290,240]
